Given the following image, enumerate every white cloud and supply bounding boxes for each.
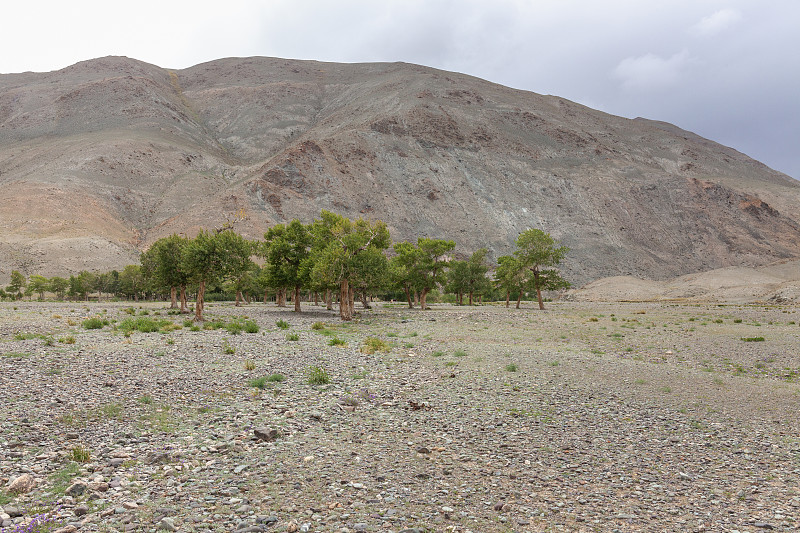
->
[613,50,692,91]
[692,8,742,36]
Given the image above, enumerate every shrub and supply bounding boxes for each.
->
[361,337,391,354]
[286,333,299,341]
[223,341,235,354]
[328,337,346,347]
[505,363,518,372]
[276,319,290,330]
[306,366,331,385]
[244,359,256,371]
[224,321,243,335]
[242,320,259,333]
[138,395,153,405]
[741,337,765,342]
[249,377,267,389]
[453,349,467,357]
[267,373,286,383]
[59,335,76,344]
[311,322,326,330]
[431,350,445,357]
[82,317,107,330]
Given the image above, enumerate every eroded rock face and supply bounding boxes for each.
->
[1,56,798,284]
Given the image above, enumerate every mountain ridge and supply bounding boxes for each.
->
[1,55,798,284]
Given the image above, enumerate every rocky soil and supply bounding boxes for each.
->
[2,300,800,532]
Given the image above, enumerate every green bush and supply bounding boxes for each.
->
[741,336,765,342]
[249,377,267,389]
[361,337,391,354]
[82,317,108,330]
[276,319,290,330]
[267,373,285,383]
[306,366,331,385]
[311,322,326,330]
[328,337,346,347]
[286,333,299,341]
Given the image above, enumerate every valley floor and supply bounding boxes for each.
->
[1,300,799,532]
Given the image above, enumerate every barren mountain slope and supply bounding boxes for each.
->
[1,56,798,283]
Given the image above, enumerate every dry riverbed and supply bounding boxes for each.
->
[1,300,799,533]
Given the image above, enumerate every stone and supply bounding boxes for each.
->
[253,427,279,442]
[74,505,89,516]
[7,473,35,494]
[158,517,178,531]
[65,481,88,496]
[4,506,23,518]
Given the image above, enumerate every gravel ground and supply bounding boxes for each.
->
[1,300,799,533]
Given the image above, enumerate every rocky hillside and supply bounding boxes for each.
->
[1,56,799,284]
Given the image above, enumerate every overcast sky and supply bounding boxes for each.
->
[3,0,798,178]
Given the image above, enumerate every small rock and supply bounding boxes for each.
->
[416,447,431,454]
[122,501,138,510]
[74,505,89,517]
[65,481,88,496]
[4,506,23,518]
[754,523,775,530]
[158,517,178,531]
[53,527,77,533]
[7,473,35,494]
[253,427,279,442]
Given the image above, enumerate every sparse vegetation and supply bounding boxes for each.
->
[306,366,331,385]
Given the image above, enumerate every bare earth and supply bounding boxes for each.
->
[2,300,800,532]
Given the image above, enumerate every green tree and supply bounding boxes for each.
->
[68,271,96,301]
[309,211,391,321]
[415,238,455,310]
[182,229,253,321]
[463,248,490,305]
[27,274,50,300]
[143,235,191,312]
[494,255,528,308]
[7,270,26,300]
[48,276,69,300]
[445,259,469,305]
[514,229,570,310]
[117,266,144,301]
[390,241,424,308]
[263,220,312,312]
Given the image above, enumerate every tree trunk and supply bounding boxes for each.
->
[479,295,483,305]
[404,286,414,308]
[339,280,352,320]
[505,290,510,308]
[263,289,269,304]
[180,286,188,313]
[169,287,177,309]
[294,285,302,313]
[235,290,243,307]
[534,270,545,310]
[326,289,333,310]
[516,290,522,309]
[195,280,206,321]
[420,288,429,310]
[314,292,319,306]
[348,286,355,317]
[468,291,473,306]
[414,291,419,306]
[277,288,286,307]
[360,292,371,309]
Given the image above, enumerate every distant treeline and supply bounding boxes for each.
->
[2,210,569,321]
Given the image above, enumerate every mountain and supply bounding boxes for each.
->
[1,55,799,285]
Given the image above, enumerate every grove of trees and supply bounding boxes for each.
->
[2,211,571,320]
